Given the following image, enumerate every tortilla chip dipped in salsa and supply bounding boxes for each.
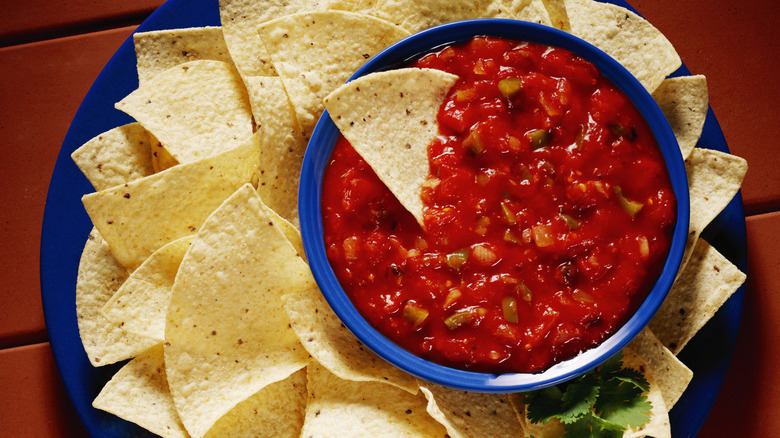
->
[324,68,459,226]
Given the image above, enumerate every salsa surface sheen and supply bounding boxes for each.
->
[321,36,676,373]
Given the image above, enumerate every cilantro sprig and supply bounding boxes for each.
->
[522,351,653,438]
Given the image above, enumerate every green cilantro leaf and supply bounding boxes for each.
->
[564,412,625,438]
[522,350,654,437]
[596,351,624,377]
[524,386,564,424]
[595,365,652,429]
[611,367,650,393]
[558,380,599,423]
[596,379,652,429]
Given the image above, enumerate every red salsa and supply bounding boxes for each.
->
[321,37,676,373]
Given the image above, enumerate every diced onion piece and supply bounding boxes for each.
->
[503,230,521,244]
[440,47,456,59]
[443,289,462,309]
[462,130,483,154]
[532,224,555,247]
[403,301,429,327]
[539,94,562,116]
[456,87,477,102]
[414,236,429,251]
[508,136,522,151]
[522,228,534,244]
[422,176,440,189]
[572,289,595,303]
[343,236,360,260]
[502,296,519,323]
[498,77,523,99]
[517,282,533,302]
[560,213,580,230]
[575,124,586,149]
[501,201,516,224]
[474,216,490,235]
[638,235,650,259]
[613,186,644,217]
[471,244,498,265]
[527,129,550,149]
[494,324,520,341]
[474,59,487,75]
[446,249,469,269]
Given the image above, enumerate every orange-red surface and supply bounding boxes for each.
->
[0,1,776,437]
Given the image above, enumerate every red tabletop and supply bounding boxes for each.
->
[1,1,777,436]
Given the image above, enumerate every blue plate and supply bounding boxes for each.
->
[40,0,746,436]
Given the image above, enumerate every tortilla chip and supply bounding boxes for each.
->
[203,368,308,438]
[264,202,306,258]
[683,147,748,266]
[621,348,670,438]
[281,287,419,394]
[327,0,379,14]
[258,10,410,135]
[650,238,746,355]
[102,236,194,342]
[541,0,571,30]
[116,60,253,164]
[369,0,494,33]
[133,27,234,86]
[164,184,314,438]
[76,228,159,366]
[82,133,260,271]
[564,0,681,92]
[479,0,514,19]
[420,385,522,438]
[652,75,709,160]
[92,344,187,437]
[628,328,693,409]
[324,68,458,226]
[71,123,155,191]
[301,363,448,437]
[496,0,555,24]
[244,76,307,226]
[218,0,315,77]
[149,133,179,172]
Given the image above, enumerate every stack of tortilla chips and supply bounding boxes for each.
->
[71,1,747,437]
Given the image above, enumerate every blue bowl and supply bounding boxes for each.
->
[299,19,689,393]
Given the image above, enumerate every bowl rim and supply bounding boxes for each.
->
[299,18,690,393]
